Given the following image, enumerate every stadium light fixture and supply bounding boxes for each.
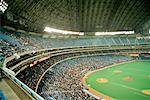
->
[0,0,8,13]
[95,31,134,36]
[44,27,84,35]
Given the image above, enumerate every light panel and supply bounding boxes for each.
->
[0,0,8,13]
[44,27,84,35]
[95,31,134,36]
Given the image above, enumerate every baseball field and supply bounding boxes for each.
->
[83,60,150,100]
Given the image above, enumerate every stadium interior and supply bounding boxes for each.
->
[0,0,150,100]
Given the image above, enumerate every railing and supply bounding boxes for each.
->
[83,89,100,99]
[6,43,150,63]
[1,58,46,100]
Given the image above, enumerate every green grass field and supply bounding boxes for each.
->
[85,60,150,100]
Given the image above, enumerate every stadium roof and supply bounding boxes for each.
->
[1,0,150,35]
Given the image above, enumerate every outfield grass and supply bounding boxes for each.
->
[85,60,150,100]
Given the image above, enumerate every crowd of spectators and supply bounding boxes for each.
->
[0,39,18,57]
[17,64,45,90]
[16,53,133,99]
[16,52,83,90]
[1,28,149,58]
[36,55,133,99]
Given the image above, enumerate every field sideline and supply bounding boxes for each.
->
[83,60,150,100]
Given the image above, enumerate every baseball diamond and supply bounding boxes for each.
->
[1,0,150,99]
[83,60,150,100]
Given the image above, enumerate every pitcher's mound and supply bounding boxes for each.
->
[123,76,133,81]
[142,90,150,95]
[113,70,122,73]
[96,78,108,83]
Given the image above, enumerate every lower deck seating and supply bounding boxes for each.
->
[17,55,134,99]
